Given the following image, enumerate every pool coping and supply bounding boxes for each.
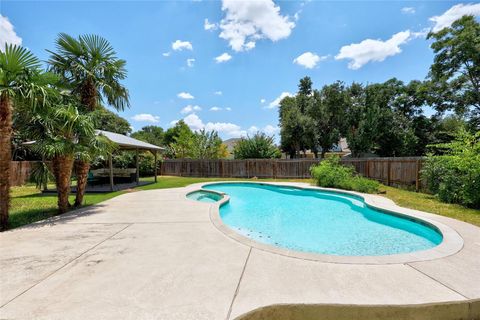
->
[187,181,464,265]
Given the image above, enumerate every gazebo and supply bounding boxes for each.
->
[97,130,165,191]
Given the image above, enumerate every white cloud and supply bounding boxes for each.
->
[204,18,218,31]
[172,40,193,51]
[219,0,295,51]
[401,7,416,14]
[214,91,223,95]
[215,52,232,63]
[210,106,222,111]
[0,15,22,50]
[181,105,202,114]
[248,124,279,136]
[268,92,293,109]
[429,3,480,32]
[131,113,160,123]
[162,52,171,57]
[335,30,413,70]
[263,124,279,136]
[183,113,205,131]
[225,107,232,111]
[248,126,259,134]
[293,52,327,69]
[177,92,194,99]
[183,113,246,137]
[260,98,266,104]
[187,58,195,67]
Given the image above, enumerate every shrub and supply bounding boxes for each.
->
[234,132,281,159]
[310,157,379,193]
[422,130,480,208]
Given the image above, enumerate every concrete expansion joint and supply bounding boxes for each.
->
[406,263,470,300]
[0,223,132,309]
[227,247,253,320]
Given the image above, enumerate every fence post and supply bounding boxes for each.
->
[366,160,370,178]
[387,159,391,186]
[415,159,421,192]
[273,160,277,179]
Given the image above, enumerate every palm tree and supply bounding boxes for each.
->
[48,33,130,207]
[0,45,51,230]
[25,102,97,213]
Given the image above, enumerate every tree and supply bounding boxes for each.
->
[279,96,309,158]
[0,45,54,230]
[234,132,281,159]
[190,129,224,159]
[365,80,415,157]
[48,33,130,207]
[308,82,347,157]
[131,125,164,146]
[344,83,378,157]
[168,122,194,158]
[91,105,131,135]
[427,15,480,128]
[22,102,97,213]
[164,120,191,146]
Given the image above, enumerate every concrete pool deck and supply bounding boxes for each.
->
[1,182,479,319]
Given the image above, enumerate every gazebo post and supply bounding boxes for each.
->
[154,150,158,183]
[109,153,114,191]
[136,148,140,185]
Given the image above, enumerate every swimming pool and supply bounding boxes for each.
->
[203,183,443,256]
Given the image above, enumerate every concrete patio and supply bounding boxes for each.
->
[1,182,479,319]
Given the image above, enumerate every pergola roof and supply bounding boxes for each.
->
[97,130,164,151]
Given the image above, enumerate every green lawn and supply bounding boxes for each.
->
[8,176,479,229]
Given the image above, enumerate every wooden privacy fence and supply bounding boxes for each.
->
[10,161,42,187]
[10,157,424,189]
[160,157,424,188]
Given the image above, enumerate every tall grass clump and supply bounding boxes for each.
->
[310,157,379,193]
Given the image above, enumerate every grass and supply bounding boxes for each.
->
[379,185,480,227]
[9,176,479,229]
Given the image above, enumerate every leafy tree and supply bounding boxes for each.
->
[279,96,309,158]
[308,82,347,157]
[0,45,55,230]
[234,132,281,159]
[169,122,194,158]
[365,80,416,157]
[164,120,191,147]
[344,83,378,157]
[190,129,224,159]
[48,33,130,207]
[131,125,164,147]
[422,129,480,208]
[91,105,131,135]
[427,15,480,127]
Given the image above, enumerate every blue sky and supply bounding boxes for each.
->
[2,1,480,139]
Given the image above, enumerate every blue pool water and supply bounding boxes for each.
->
[203,183,442,256]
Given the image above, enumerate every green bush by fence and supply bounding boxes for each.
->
[310,157,380,194]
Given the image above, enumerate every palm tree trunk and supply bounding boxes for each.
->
[0,94,12,231]
[74,160,90,207]
[52,155,74,213]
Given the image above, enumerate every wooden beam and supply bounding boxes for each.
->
[154,151,158,183]
[387,160,391,186]
[136,148,140,185]
[109,153,114,191]
[415,160,421,192]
